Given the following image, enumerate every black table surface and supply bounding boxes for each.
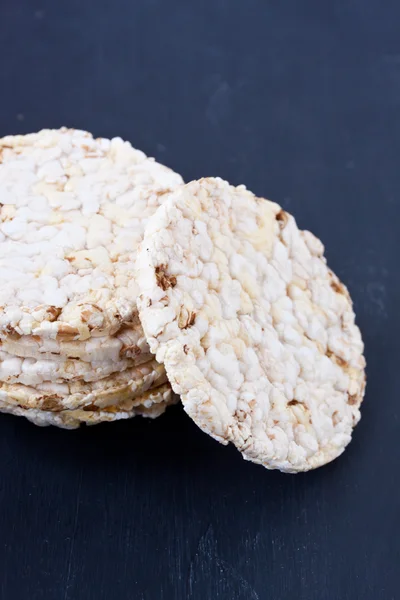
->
[0,2,399,599]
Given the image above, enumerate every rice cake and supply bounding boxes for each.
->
[0,323,151,363]
[0,128,183,341]
[135,178,366,473]
[0,347,151,386]
[0,383,175,429]
[0,359,168,411]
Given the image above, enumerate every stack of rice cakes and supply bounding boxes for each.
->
[0,128,182,428]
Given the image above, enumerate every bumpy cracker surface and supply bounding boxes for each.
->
[0,128,183,340]
[136,178,366,472]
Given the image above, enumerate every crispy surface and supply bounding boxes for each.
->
[136,178,366,472]
[0,128,183,340]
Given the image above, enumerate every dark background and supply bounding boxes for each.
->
[0,1,398,599]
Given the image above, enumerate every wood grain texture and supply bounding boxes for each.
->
[0,0,399,598]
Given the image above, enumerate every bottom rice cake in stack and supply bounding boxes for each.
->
[0,128,183,428]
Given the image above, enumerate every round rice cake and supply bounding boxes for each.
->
[0,346,153,386]
[0,322,151,363]
[0,128,183,341]
[135,177,366,473]
[0,359,168,411]
[0,383,176,429]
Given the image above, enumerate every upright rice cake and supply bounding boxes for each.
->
[135,178,366,472]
